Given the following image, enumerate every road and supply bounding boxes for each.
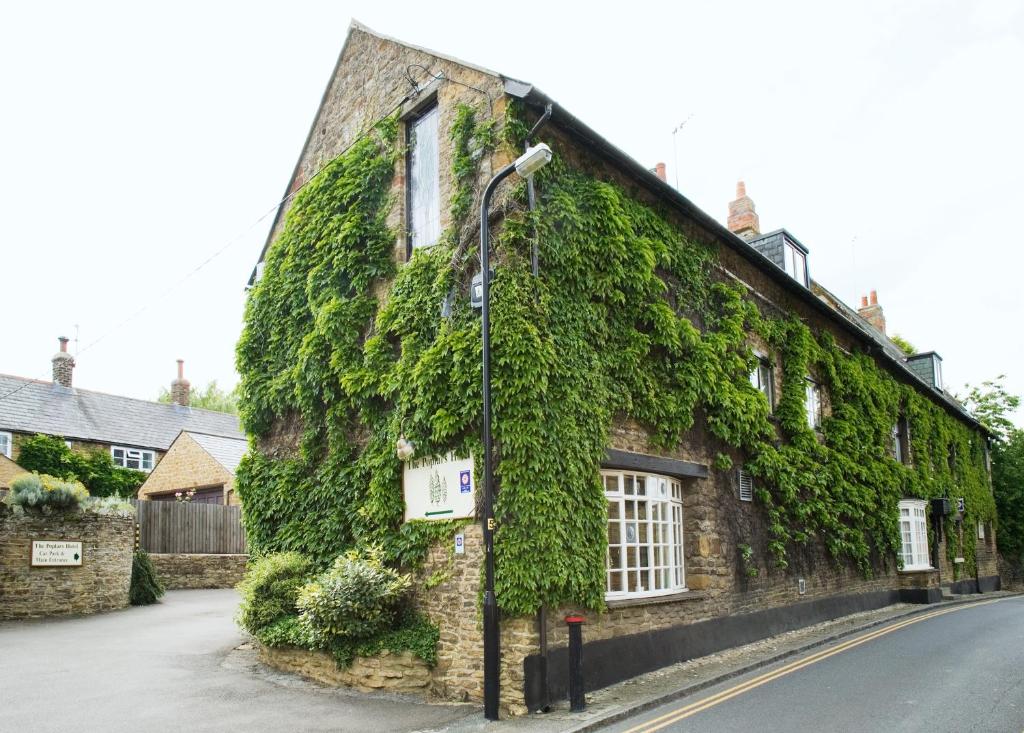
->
[601,595,1024,733]
[0,589,473,733]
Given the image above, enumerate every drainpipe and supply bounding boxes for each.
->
[525,104,553,277]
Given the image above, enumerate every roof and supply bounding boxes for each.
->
[187,431,248,474]
[0,374,243,451]
[249,24,986,435]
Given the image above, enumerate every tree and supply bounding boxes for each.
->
[157,380,239,414]
[889,333,915,355]
[959,375,1020,443]
[16,434,146,498]
[993,431,1024,566]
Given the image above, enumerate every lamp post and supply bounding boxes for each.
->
[479,142,552,720]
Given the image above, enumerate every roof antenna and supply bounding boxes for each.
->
[671,114,694,190]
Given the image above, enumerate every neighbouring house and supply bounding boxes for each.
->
[137,430,248,505]
[0,340,243,486]
[237,21,1000,714]
[0,453,27,493]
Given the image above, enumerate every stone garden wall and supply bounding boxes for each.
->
[149,553,248,590]
[258,646,432,693]
[0,507,133,619]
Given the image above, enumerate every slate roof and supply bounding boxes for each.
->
[187,431,248,474]
[0,374,243,451]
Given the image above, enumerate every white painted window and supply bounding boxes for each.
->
[892,421,903,463]
[933,357,943,391]
[899,499,931,570]
[604,470,686,599]
[65,440,73,450]
[111,446,155,472]
[408,105,440,249]
[805,378,822,429]
[783,242,807,285]
[749,355,774,412]
[0,431,12,459]
[978,521,986,540]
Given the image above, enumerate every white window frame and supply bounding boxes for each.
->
[407,104,441,250]
[783,242,807,286]
[805,378,822,429]
[898,499,931,571]
[933,357,943,391]
[749,354,774,412]
[0,431,12,459]
[603,469,687,600]
[111,446,156,472]
[891,420,903,463]
[977,520,986,541]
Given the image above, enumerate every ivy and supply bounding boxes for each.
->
[237,99,995,622]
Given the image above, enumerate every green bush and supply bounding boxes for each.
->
[297,548,411,644]
[8,472,89,510]
[16,434,145,498]
[129,550,166,605]
[237,552,312,633]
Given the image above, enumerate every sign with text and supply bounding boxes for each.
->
[403,452,475,522]
[31,540,83,567]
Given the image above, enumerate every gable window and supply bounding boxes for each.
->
[407,104,440,250]
[898,499,930,570]
[804,378,822,429]
[0,431,11,459]
[604,470,686,599]
[783,241,807,286]
[111,446,155,472]
[749,355,774,412]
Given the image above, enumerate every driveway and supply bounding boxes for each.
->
[0,590,475,733]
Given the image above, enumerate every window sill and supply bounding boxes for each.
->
[606,589,707,609]
[897,567,936,575]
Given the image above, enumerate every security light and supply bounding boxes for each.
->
[514,143,553,178]
[395,435,415,461]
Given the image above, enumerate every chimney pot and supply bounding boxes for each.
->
[736,180,747,198]
[171,359,191,407]
[654,162,667,182]
[857,290,886,335]
[860,295,869,308]
[727,180,760,241]
[869,289,878,306]
[52,336,75,388]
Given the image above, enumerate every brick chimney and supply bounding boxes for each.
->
[170,359,190,407]
[653,162,667,182]
[727,180,760,241]
[52,336,75,388]
[857,289,886,334]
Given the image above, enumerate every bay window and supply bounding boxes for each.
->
[604,470,686,599]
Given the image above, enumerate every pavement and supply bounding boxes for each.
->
[1,589,1021,733]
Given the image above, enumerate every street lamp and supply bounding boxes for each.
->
[479,142,552,721]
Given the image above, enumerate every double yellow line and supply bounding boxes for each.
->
[620,597,1007,733]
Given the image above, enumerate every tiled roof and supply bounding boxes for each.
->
[0,374,243,451]
[187,431,248,474]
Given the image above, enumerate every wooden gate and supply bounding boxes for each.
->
[132,500,246,554]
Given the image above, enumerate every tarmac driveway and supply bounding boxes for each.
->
[0,589,475,733]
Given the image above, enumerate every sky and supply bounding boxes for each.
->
[1,1,1022,422]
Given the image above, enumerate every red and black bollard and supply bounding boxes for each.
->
[565,615,585,712]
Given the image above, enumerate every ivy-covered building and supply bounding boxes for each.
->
[238,21,1000,714]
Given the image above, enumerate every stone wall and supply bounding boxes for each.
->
[259,645,431,693]
[0,507,133,619]
[149,553,247,589]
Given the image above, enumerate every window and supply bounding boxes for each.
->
[65,440,73,450]
[898,499,930,570]
[933,358,943,391]
[977,521,985,541]
[0,431,11,459]
[111,446,155,472]
[805,378,822,429]
[749,355,774,412]
[407,104,440,250]
[738,469,754,502]
[891,420,904,463]
[783,242,807,286]
[604,470,686,599]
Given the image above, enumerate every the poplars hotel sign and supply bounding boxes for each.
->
[403,451,475,522]
[30,540,83,567]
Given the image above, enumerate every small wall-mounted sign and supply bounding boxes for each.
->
[454,533,465,555]
[956,497,966,513]
[31,540,83,567]
[954,557,965,564]
[797,578,807,595]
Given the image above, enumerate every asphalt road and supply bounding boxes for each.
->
[0,589,473,733]
[601,595,1024,733]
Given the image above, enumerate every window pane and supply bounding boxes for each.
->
[409,106,440,249]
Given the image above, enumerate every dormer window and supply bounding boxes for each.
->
[783,241,807,286]
[748,230,810,288]
[906,352,944,391]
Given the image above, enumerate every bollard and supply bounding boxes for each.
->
[565,615,585,712]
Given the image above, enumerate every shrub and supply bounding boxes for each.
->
[237,552,313,633]
[297,548,411,644]
[8,472,89,510]
[129,550,166,605]
[16,434,145,498]
[83,496,135,516]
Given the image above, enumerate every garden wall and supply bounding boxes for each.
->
[0,507,133,619]
[149,553,248,589]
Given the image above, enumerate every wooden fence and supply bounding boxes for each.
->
[132,500,247,554]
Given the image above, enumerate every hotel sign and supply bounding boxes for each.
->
[403,452,475,522]
[31,540,83,567]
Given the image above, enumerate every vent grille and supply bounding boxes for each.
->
[738,469,754,502]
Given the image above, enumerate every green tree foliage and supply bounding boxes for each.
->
[889,334,915,354]
[235,100,995,617]
[16,434,145,498]
[960,375,1020,443]
[157,380,239,414]
[994,430,1024,564]
[129,550,166,605]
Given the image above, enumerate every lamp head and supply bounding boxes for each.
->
[396,435,415,462]
[514,143,553,178]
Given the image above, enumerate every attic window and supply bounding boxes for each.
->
[783,241,807,286]
[407,104,440,251]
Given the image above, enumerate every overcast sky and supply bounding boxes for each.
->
[1,1,1021,423]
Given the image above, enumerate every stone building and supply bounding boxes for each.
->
[0,341,242,484]
[137,430,247,505]
[243,22,1000,714]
